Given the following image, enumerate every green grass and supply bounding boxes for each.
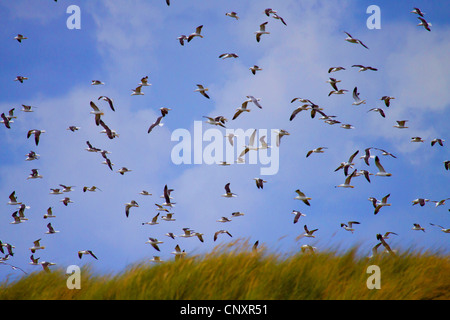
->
[1,240,449,300]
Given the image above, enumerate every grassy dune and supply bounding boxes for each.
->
[1,241,449,300]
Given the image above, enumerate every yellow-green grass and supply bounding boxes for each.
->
[1,240,449,300]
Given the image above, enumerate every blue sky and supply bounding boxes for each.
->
[0,0,449,281]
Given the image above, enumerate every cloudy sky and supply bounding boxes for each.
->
[0,0,449,281]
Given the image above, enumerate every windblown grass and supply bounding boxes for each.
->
[1,240,449,300]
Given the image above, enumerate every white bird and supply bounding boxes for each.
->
[194,84,210,99]
[352,64,378,72]
[367,108,386,118]
[30,239,45,253]
[25,151,40,161]
[40,261,56,273]
[222,183,237,198]
[411,7,425,17]
[370,194,391,215]
[1,113,12,129]
[60,197,73,206]
[187,25,204,42]
[335,150,359,176]
[253,178,267,189]
[336,169,357,188]
[225,11,239,19]
[394,120,409,129]
[429,223,450,234]
[411,137,424,143]
[29,255,40,265]
[249,65,262,75]
[294,189,311,206]
[45,223,59,234]
[165,232,177,240]
[232,101,251,120]
[78,250,98,259]
[21,104,35,112]
[272,13,287,26]
[246,95,262,109]
[301,244,317,253]
[374,156,392,177]
[139,76,151,87]
[117,167,132,175]
[292,210,306,224]
[142,213,160,226]
[83,186,102,192]
[431,138,445,147]
[412,223,425,232]
[67,125,80,132]
[27,129,46,146]
[341,221,361,233]
[217,217,232,223]
[412,198,430,207]
[177,35,188,46]
[131,85,144,96]
[14,34,27,42]
[43,207,55,219]
[306,147,327,158]
[27,169,43,179]
[302,225,318,238]
[171,245,186,260]
[89,101,104,126]
[274,129,290,147]
[417,17,432,31]
[352,87,366,105]
[328,89,348,96]
[91,80,104,85]
[7,191,22,206]
[9,212,22,224]
[146,238,163,251]
[328,66,346,73]
[340,123,355,130]
[140,190,152,196]
[98,95,115,112]
[155,203,169,212]
[214,230,232,242]
[344,31,369,49]
[380,96,395,107]
[14,76,28,83]
[219,53,238,59]
[431,198,450,207]
[231,211,245,218]
[125,200,139,217]
[255,22,270,42]
[380,232,398,240]
[161,213,176,221]
[150,256,164,263]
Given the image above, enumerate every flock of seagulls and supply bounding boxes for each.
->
[0,3,448,277]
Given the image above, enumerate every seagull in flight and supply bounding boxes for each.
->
[14,34,27,42]
[194,84,210,99]
[78,250,98,260]
[98,96,115,112]
[131,85,144,96]
[344,31,369,49]
[188,25,204,42]
[417,17,432,31]
[225,12,239,20]
[341,221,361,233]
[27,129,46,146]
[125,200,139,217]
[255,22,270,42]
[294,189,311,206]
[222,183,237,198]
[352,87,366,105]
